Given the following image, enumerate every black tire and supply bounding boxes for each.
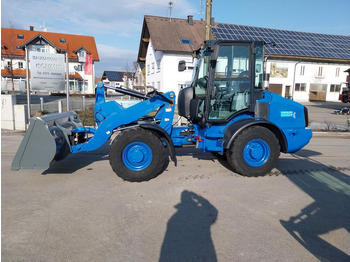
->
[341,95,349,103]
[225,126,280,177]
[109,128,166,182]
[211,152,227,161]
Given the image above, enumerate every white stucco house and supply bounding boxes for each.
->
[137,15,207,99]
[137,15,350,102]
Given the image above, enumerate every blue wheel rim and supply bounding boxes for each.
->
[122,142,153,171]
[243,139,270,167]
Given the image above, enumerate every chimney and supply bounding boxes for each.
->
[29,26,34,31]
[187,15,193,25]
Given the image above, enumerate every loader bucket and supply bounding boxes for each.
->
[11,112,83,170]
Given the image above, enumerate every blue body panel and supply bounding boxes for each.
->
[71,85,175,154]
[257,91,312,153]
[170,91,311,154]
[70,85,311,158]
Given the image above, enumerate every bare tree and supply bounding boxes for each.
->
[4,28,16,94]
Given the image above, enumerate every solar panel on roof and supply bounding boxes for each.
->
[212,24,350,60]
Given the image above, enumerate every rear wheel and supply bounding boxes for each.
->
[109,128,166,182]
[226,126,280,177]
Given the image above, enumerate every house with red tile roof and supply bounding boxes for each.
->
[1,27,99,94]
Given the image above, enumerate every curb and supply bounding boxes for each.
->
[312,131,350,137]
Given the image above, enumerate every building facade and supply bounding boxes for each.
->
[137,15,350,102]
[1,27,99,94]
[267,61,349,102]
[137,15,209,99]
[101,71,134,93]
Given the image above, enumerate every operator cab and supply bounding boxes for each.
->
[178,40,264,125]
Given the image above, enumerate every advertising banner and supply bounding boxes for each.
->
[85,54,93,75]
[29,52,65,91]
[270,63,289,78]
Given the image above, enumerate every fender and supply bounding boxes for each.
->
[139,123,177,166]
[223,119,288,153]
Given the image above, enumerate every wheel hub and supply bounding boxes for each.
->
[123,142,153,171]
[243,139,270,167]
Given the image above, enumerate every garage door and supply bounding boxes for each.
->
[269,84,282,96]
[309,84,327,101]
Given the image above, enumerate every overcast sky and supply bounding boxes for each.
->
[2,0,350,77]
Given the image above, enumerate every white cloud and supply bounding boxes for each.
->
[95,44,138,76]
[2,0,198,36]
[1,0,199,75]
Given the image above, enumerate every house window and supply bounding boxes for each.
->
[78,50,86,57]
[318,66,323,77]
[17,34,24,39]
[157,81,161,90]
[152,62,155,74]
[300,65,305,76]
[156,60,161,72]
[147,64,150,75]
[181,38,192,45]
[330,84,340,92]
[7,61,11,68]
[60,38,66,43]
[18,62,23,69]
[335,67,340,77]
[295,83,306,92]
[74,64,82,71]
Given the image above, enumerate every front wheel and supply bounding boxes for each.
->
[226,126,280,177]
[109,128,166,182]
[342,95,349,103]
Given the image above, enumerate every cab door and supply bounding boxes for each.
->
[207,43,252,121]
[206,42,264,122]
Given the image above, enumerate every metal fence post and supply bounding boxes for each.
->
[40,97,44,111]
[58,100,63,113]
[82,96,86,109]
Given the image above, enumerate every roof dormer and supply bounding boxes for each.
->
[74,47,91,62]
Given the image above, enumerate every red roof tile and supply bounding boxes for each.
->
[1,28,99,61]
[1,69,27,77]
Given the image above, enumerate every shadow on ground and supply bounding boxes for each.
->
[278,151,350,261]
[42,141,111,174]
[159,190,218,262]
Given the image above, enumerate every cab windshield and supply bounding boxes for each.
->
[191,50,210,97]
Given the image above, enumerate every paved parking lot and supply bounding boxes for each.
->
[2,131,350,261]
[303,101,350,130]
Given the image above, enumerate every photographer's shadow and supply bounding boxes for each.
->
[159,190,218,262]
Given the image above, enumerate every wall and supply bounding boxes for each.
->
[145,39,194,100]
[267,60,349,102]
[2,45,95,94]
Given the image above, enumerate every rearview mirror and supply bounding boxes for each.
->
[178,60,186,72]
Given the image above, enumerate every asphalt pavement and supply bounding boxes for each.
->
[2,97,350,261]
[1,131,350,261]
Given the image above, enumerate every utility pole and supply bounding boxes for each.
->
[205,0,212,41]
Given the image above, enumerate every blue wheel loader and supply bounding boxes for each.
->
[12,40,312,182]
